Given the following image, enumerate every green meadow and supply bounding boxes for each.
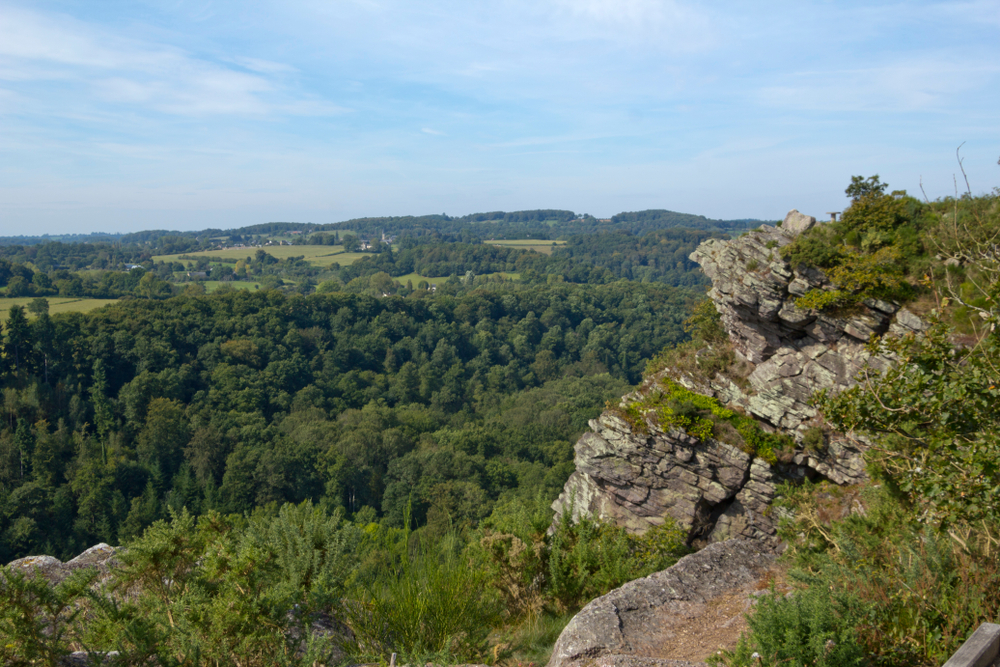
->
[487,239,566,255]
[0,297,119,321]
[153,245,369,268]
[201,280,263,293]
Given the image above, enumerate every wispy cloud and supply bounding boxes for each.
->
[421,127,445,135]
[229,56,299,75]
[0,4,336,117]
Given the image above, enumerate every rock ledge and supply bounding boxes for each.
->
[546,539,776,667]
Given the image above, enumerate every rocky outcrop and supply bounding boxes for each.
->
[690,221,924,440]
[5,543,118,585]
[546,539,776,667]
[553,413,779,545]
[781,209,816,235]
[553,214,926,546]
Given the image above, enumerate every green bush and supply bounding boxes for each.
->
[81,505,347,666]
[342,540,503,664]
[773,482,1000,667]
[620,378,789,464]
[795,246,913,312]
[0,567,97,667]
[711,585,866,667]
[474,495,688,617]
[801,427,825,454]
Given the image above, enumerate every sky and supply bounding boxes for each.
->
[0,0,998,235]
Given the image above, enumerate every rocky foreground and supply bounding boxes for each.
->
[547,539,776,667]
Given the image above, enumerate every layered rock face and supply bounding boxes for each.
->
[552,212,926,546]
[554,412,780,545]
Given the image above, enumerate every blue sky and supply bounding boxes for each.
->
[0,0,998,235]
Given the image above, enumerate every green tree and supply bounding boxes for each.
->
[845,174,888,201]
[4,305,31,377]
[30,307,56,384]
[342,234,360,252]
[136,398,190,479]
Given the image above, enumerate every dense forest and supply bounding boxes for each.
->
[0,281,696,563]
[335,228,717,288]
[0,215,713,664]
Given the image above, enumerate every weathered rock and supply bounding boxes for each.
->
[6,543,118,585]
[781,210,817,235]
[553,225,925,546]
[690,226,919,442]
[546,539,775,667]
[553,413,775,542]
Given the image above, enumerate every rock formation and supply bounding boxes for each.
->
[6,543,118,585]
[546,538,776,667]
[552,214,926,546]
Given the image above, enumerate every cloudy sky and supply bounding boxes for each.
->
[0,0,998,234]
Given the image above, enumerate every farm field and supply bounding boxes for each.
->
[0,297,119,321]
[393,272,447,287]
[202,281,262,293]
[487,239,566,255]
[394,272,520,286]
[153,245,371,268]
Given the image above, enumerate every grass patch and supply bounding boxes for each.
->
[612,378,792,464]
[393,272,448,287]
[498,612,573,665]
[202,280,262,293]
[0,297,119,321]
[153,245,371,268]
[487,240,566,255]
[392,272,521,287]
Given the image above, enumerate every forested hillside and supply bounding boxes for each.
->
[0,282,695,563]
[0,208,760,249]
[336,228,717,288]
[0,227,720,303]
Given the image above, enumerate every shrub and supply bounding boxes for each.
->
[0,567,97,667]
[474,496,687,618]
[711,585,867,667]
[795,246,913,311]
[341,541,503,664]
[82,506,345,667]
[773,483,1000,667]
[620,378,789,464]
[781,223,846,269]
[801,427,825,454]
[683,298,727,345]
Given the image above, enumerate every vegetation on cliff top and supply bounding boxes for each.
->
[717,171,1000,667]
[1,496,688,666]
